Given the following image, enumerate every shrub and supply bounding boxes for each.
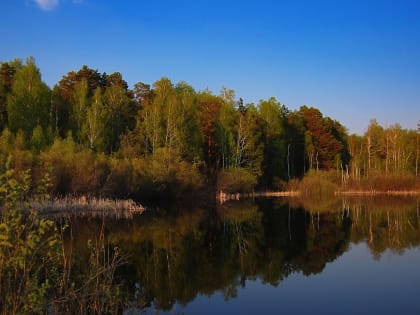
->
[130,150,204,200]
[39,136,75,195]
[297,170,340,197]
[217,168,257,194]
[102,157,132,198]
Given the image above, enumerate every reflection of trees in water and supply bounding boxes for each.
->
[217,201,264,279]
[344,199,420,259]
[292,195,420,259]
[62,197,420,312]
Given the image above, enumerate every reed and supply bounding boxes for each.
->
[30,196,145,219]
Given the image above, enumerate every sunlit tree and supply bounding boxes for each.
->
[7,57,51,138]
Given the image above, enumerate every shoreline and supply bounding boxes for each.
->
[217,189,420,202]
[334,190,420,196]
[217,190,300,203]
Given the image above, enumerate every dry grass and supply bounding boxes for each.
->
[31,196,145,219]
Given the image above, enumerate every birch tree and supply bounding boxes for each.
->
[82,87,105,150]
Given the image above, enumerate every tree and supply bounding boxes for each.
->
[287,111,306,177]
[0,60,21,131]
[197,92,223,184]
[417,121,420,177]
[364,119,384,175]
[6,57,51,138]
[348,133,364,180]
[258,97,288,187]
[81,88,106,151]
[133,81,152,109]
[298,106,347,171]
[53,65,106,140]
[103,82,135,153]
[71,79,89,141]
[174,81,201,162]
[234,103,264,178]
[30,124,47,152]
[217,93,236,170]
[55,65,104,103]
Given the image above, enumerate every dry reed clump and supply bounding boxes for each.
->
[31,196,145,215]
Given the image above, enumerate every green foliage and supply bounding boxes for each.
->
[131,149,203,199]
[0,161,129,314]
[71,78,90,138]
[0,208,60,315]
[0,155,31,207]
[40,135,111,196]
[30,124,47,152]
[39,135,76,195]
[103,83,135,153]
[81,87,106,151]
[0,160,60,315]
[297,170,340,197]
[0,60,20,130]
[0,56,418,200]
[6,57,51,138]
[259,97,288,186]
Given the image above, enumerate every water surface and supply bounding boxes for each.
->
[61,197,420,314]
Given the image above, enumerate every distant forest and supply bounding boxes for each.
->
[0,57,418,200]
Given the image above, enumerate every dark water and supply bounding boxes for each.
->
[62,197,420,315]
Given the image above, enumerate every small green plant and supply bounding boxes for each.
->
[0,209,61,315]
[0,157,128,315]
[0,156,60,315]
[0,155,31,207]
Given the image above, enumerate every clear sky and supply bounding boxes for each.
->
[1,0,419,134]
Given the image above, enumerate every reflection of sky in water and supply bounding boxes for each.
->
[140,243,420,315]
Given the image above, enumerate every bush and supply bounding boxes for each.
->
[131,150,204,200]
[217,168,257,194]
[102,157,132,198]
[297,170,340,197]
[70,151,110,195]
[39,136,75,195]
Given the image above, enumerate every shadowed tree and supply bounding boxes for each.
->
[197,92,223,185]
[0,60,21,131]
[259,97,289,187]
[103,79,136,153]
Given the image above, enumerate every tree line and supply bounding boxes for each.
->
[0,57,418,200]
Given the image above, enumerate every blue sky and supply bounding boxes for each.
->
[1,0,419,134]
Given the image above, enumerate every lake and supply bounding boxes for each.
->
[58,196,420,315]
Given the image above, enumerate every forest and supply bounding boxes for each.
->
[0,57,419,201]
